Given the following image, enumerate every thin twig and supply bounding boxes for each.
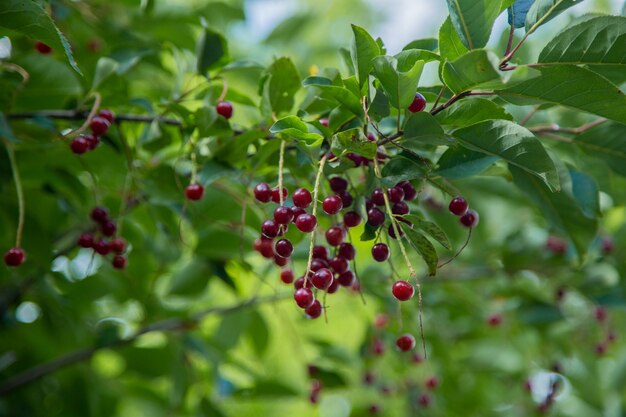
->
[303,153,328,287]
[63,93,101,139]
[4,143,25,247]
[520,105,540,126]
[430,91,495,116]
[504,21,516,57]
[437,229,472,269]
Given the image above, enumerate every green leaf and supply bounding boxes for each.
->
[331,128,376,158]
[445,0,502,49]
[403,38,438,52]
[569,168,600,218]
[234,379,299,398]
[452,120,559,191]
[435,146,498,178]
[0,0,81,73]
[442,50,502,94]
[381,155,426,187]
[0,112,18,142]
[435,97,514,128]
[214,311,250,351]
[168,259,212,296]
[403,214,452,250]
[262,57,300,115]
[247,311,269,356]
[270,116,324,147]
[497,65,626,124]
[575,122,626,176]
[525,0,588,33]
[302,76,364,116]
[538,16,626,68]
[350,25,380,89]
[395,49,441,66]
[372,56,424,110]
[196,28,229,74]
[511,166,597,259]
[403,112,451,146]
[400,223,438,275]
[438,16,469,61]
[91,57,119,90]
[508,0,536,28]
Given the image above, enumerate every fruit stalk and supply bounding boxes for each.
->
[5,143,25,247]
[63,93,101,139]
[303,153,328,286]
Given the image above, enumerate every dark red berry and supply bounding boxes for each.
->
[291,207,306,221]
[546,236,567,254]
[101,221,117,237]
[216,101,233,119]
[294,288,315,309]
[274,239,293,258]
[271,187,288,203]
[325,226,345,246]
[94,240,110,255]
[90,116,110,136]
[78,233,95,248]
[280,269,294,284]
[371,189,386,206]
[254,238,274,258]
[388,223,405,240]
[418,393,431,407]
[396,334,416,351]
[312,268,333,290]
[392,280,414,301]
[274,255,288,267]
[449,196,468,216]
[367,208,385,227]
[365,199,374,211]
[337,270,355,286]
[329,177,348,193]
[372,338,385,356]
[90,207,109,224]
[374,314,388,328]
[327,278,340,293]
[367,132,376,141]
[109,238,126,254]
[274,206,294,225]
[595,342,607,356]
[295,213,317,233]
[329,256,349,274]
[488,314,503,327]
[368,404,381,414]
[363,371,375,385]
[338,191,353,208]
[388,187,404,203]
[261,220,279,238]
[294,276,313,290]
[371,243,389,262]
[292,188,312,208]
[98,109,115,123]
[4,247,25,267]
[112,255,127,269]
[305,300,323,319]
[185,184,204,201]
[70,137,90,154]
[322,195,343,215]
[84,134,100,150]
[392,202,409,215]
[312,245,329,260]
[460,210,479,228]
[319,118,329,127]
[398,181,418,201]
[35,41,52,54]
[595,306,607,322]
[408,93,427,113]
[338,242,356,260]
[254,183,272,203]
[344,211,361,228]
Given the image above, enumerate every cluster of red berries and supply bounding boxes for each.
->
[76,207,128,269]
[70,109,115,155]
[448,195,478,228]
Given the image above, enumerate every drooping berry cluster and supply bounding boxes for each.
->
[448,195,478,228]
[77,206,128,269]
[70,109,115,155]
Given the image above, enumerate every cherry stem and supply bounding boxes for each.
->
[430,91,495,116]
[438,228,472,269]
[431,85,447,110]
[190,150,198,184]
[1,63,29,84]
[4,142,25,248]
[63,92,101,139]
[504,21,516,57]
[217,77,228,103]
[304,153,328,287]
[278,139,286,205]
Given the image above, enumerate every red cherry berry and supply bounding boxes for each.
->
[280,269,294,284]
[322,195,343,215]
[595,306,607,322]
[34,41,52,54]
[261,220,279,238]
[325,226,345,246]
[546,236,567,254]
[338,242,356,260]
[595,342,607,356]
[449,196,468,216]
[305,300,323,319]
[372,338,385,356]
[338,191,353,208]
[329,256,349,274]
[329,177,348,193]
[295,213,317,233]
[396,334,416,351]
[310,258,328,272]
[344,211,361,228]
[371,243,390,262]
[274,206,294,225]
[408,93,427,113]
[90,116,110,136]
[398,181,418,201]
[294,276,313,290]
[4,247,25,267]
[185,183,204,201]
[254,182,272,203]
[216,101,233,119]
[368,404,381,414]
[254,238,274,258]
[294,288,315,309]
[109,238,126,254]
[84,134,100,150]
[371,189,386,206]
[112,255,127,269]
[327,277,340,293]
[418,393,431,407]
[94,240,110,255]
[77,233,95,248]
[337,270,355,286]
[271,187,288,203]
[70,137,90,154]
[392,280,414,301]
[312,268,333,290]
[292,188,312,208]
[460,210,479,228]
[101,221,117,237]
[291,207,306,221]
[319,118,329,127]
[488,314,503,327]
[90,207,109,224]
[388,223,405,240]
[274,255,288,267]
[367,208,385,227]
[274,239,293,258]
[388,187,405,203]
[98,109,115,123]
[312,245,329,260]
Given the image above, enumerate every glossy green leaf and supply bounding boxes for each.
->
[247,311,269,356]
[302,76,364,116]
[196,28,229,74]
[445,0,502,49]
[438,16,469,61]
[350,24,380,89]
[168,258,212,296]
[380,155,426,187]
[575,122,626,176]
[442,50,502,94]
[538,16,626,67]
[511,166,597,258]
[91,57,119,90]
[403,214,452,250]
[0,0,81,73]
[331,128,376,158]
[525,0,588,32]
[508,0,536,28]
[262,57,300,115]
[569,168,600,218]
[403,112,452,146]
[435,146,498,178]
[372,56,424,110]
[403,38,438,52]
[452,120,559,191]
[270,116,324,147]
[497,65,626,124]
[400,223,438,275]
[395,49,441,66]
[436,97,514,128]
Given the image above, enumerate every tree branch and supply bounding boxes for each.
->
[0,293,289,397]
[7,110,183,126]
[430,91,495,116]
